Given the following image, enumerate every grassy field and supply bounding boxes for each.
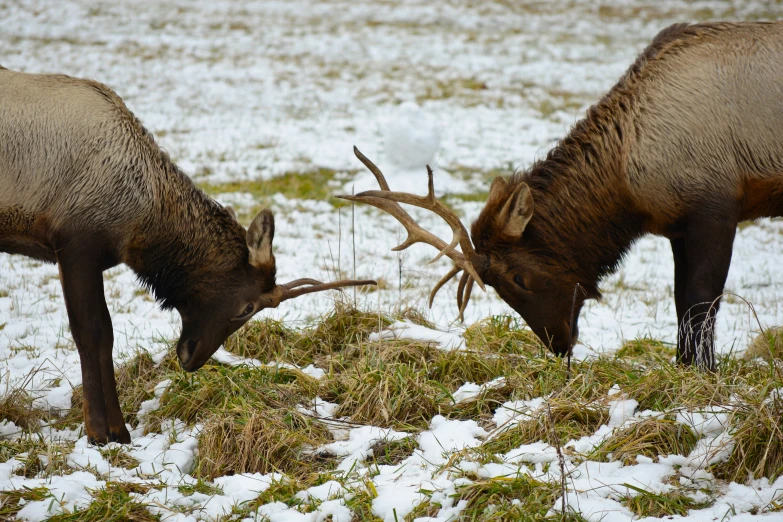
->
[1,304,781,520]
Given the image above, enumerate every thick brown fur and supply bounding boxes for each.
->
[471,22,783,368]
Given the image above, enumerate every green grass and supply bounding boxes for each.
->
[47,482,160,521]
[0,486,53,519]
[455,475,586,521]
[199,168,354,213]
[623,484,713,517]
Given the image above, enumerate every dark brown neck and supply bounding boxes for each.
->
[523,106,644,296]
[125,162,248,309]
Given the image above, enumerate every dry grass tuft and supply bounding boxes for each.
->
[745,327,783,361]
[367,437,418,466]
[0,486,52,519]
[225,304,390,368]
[484,400,608,455]
[713,389,783,483]
[147,363,317,429]
[323,360,446,430]
[0,387,45,431]
[625,365,728,412]
[47,482,160,521]
[623,484,713,517]
[463,315,544,355]
[455,475,585,521]
[224,318,300,363]
[196,408,332,480]
[616,338,676,364]
[0,435,73,478]
[592,418,698,465]
[445,381,518,424]
[100,445,140,469]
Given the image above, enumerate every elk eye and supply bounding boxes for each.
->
[513,274,527,290]
[237,303,254,319]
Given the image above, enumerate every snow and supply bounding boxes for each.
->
[368,321,466,351]
[1,0,783,520]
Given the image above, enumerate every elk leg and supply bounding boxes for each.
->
[670,237,688,357]
[97,301,131,443]
[679,216,736,370]
[58,255,112,445]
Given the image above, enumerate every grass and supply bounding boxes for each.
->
[455,475,585,521]
[482,400,607,456]
[225,304,390,367]
[591,418,699,465]
[199,168,354,212]
[196,408,332,480]
[622,484,713,517]
[463,315,545,355]
[745,327,783,361]
[0,385,46,431]
[367,436,418,467]
[322,358,447,430]
[0,486,52,519]
[47,482,160,521]
[0,434,74,478]
[616,337,676,365]
[713,385,783,482]
[147,363,318,428]
[4,303,783,521]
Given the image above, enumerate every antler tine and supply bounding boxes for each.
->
[279,278,377,302]
[457,277,475,323]
[428,266,461,308]
[354,146,390,190]
[339,147,486,291]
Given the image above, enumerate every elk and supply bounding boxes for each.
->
[342,22,783,371]
[0,67,373,444]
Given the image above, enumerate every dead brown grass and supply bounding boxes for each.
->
[196,408,332,480]
[744,327,783,361]
[592,418,698,465]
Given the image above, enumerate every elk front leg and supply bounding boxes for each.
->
[679,216,736,371]
[97,301,130,443]
[58,253,115,444]
[670,237,688,358]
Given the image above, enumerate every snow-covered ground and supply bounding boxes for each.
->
[1,0,782,520]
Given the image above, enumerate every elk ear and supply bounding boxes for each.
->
[225,205,238,221]
[498,182,534,239]
[487,176,508,202]
[247,209,275,268]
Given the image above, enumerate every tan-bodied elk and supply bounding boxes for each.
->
[0,67,373,444]
[341,22,783,371]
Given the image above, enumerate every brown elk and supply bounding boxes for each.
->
[342,22,783,371]
[0,67,373,444]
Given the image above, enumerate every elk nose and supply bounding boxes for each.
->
[177,338,200,369]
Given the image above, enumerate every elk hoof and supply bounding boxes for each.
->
[87,434,110,446]
[109,426,132,444]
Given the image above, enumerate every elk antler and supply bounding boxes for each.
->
[261,278,376,308]
[337,146,485,321]
[278,278,376,302]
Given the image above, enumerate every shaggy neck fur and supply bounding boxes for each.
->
[473,86,650,297]
[471,24,721,296]
[123,134,251,310]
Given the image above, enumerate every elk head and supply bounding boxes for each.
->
[338,147,585,357]
[176,208,375,371]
